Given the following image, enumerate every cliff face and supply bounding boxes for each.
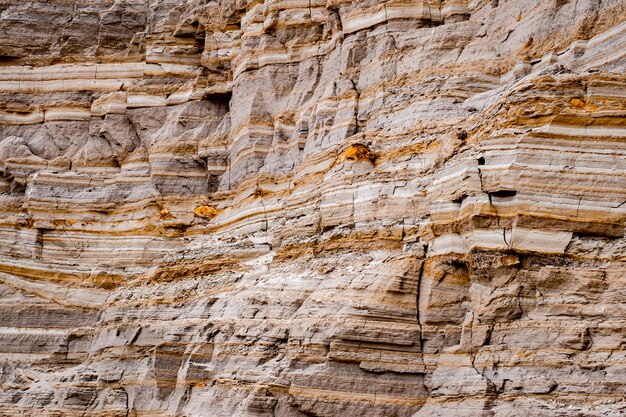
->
[0,0,625,416]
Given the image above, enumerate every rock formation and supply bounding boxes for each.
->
[0,0,625,415]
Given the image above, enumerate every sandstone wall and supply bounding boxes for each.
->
[0,0,625,416]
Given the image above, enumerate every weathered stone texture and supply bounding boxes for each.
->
[0,0,625,415]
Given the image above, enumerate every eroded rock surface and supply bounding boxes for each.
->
[0,0,625,416]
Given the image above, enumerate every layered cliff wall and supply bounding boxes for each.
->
[0,0,625,416]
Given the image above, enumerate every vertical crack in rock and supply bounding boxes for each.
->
[416,243,428,351]
[121,387,130,417]
[350,78,360,134]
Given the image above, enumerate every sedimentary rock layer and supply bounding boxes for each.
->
[0,0,625,416]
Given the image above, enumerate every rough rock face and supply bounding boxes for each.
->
[0,0,625,416]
